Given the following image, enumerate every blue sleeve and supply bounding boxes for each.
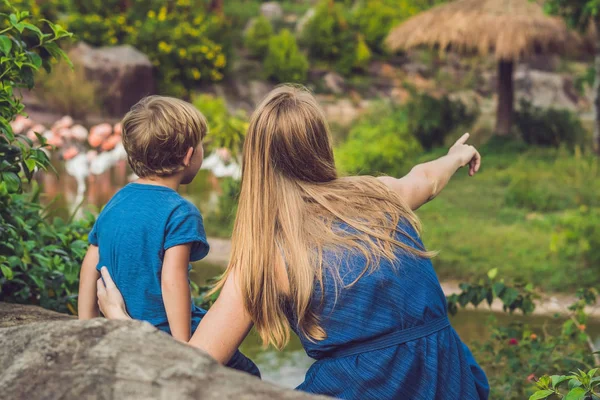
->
[164,202,210,262]
[88,221,99,246]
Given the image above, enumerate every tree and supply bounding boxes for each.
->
[545,0,600,154]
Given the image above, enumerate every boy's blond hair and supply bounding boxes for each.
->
[121,96,208,177]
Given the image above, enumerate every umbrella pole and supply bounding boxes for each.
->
[495,60,514,136]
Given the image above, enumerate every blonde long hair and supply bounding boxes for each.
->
[211,85,433,349]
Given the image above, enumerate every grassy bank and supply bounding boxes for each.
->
[417,140,599,292]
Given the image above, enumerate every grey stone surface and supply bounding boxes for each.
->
[0,302,326,400]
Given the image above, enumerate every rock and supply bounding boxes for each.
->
[248,80,273,107]
[318,97,369,127]
[368,62,398,80]
[70,42,156,117]
[323,72,345,94]
[260,2,283,20]
[513,67,580,111]
[0,303,325,400]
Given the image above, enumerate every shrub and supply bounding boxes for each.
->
[36,60,101,119]
[204,177,240,239]
[0,185,94,313]
[335,102,422,177]
[336,32,372,75]
[515,100,587,149]
[405,91,479,150]
[63,1,232,95]
[551,206,600,279]
[350,0,398,53]
[244,16,273,59]
[504,148,600,212]
[193,94,248,156]
[264,29,309,83]
[300,0,349,61]
[0,1,94,314]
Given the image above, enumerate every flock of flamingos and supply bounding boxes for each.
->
[10,114,241,214]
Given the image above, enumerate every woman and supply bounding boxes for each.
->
[98,85,488,399]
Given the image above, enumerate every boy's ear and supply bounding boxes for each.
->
[183,147,194,167]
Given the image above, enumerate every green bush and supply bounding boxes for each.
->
[193,94,248,156]
[350,0,398,53]
[0,185,94,313]
[515,100,587,149]
[204,178,240,239]
[0,1,94,314]
[405,91,479,150]
[335,102,422,177]
[504,149,600,212]
[300,0,349,61]
[264,29,309,83]
[551,207,600,279]
[244,16,273,58]
[63,1,232,95]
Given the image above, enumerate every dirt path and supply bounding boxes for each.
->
[205,237,598,318]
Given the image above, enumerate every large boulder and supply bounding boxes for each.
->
[70,42,156,117]
[0,302,325,400]
[513,67,581,111]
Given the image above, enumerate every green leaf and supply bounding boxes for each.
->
[21,23,43,40]
[487,268,498,280]
[28,52,42,69]
[589,368,598,378]
[529,390,554,400]
[43,42,73,68]
[552,375,571,388]
[0,265,14,280]
[1,171,21,193]
[0,35,12,55]
[565,387,588,400]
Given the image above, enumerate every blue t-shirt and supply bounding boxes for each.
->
[89,182,260,378]
[89,182,209,333]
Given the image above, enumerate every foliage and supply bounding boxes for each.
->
[0,2,72,193]
[451,278,598,400]
[515,100,587,149]
[544,0,600,32]
[530,369,600,400]
[0,1,94,314]
[193,94,248,156]
[300,0,349,61]
[264,29,309,83]
[504,148,599,212]
[335,102,422,177]
[36,60,101,119]
[446,268,538,316]
[405,91,479,150]
[0,184,94,313]
[204,177,240,239]
[244,15,273,59]
[417,145,600,291]
[551,206,600,280]
[63,1,232,95]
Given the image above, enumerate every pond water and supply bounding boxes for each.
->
[38,160,600,389]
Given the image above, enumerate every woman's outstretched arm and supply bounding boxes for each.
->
[378,133,481,210]
[96,266,252,364]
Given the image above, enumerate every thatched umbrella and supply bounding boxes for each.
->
[385,0,581,136]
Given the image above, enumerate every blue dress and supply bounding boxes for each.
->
[289,222,489,399]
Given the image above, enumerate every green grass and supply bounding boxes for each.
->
[417,140,599,292]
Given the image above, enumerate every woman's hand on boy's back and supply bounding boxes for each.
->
[97,267,130,320]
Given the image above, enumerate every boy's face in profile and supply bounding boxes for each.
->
[181,142,204,185]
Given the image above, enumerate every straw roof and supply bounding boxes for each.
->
[385,0,581,61]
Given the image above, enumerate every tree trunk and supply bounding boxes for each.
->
[594,18,600,155]
[495,60,514,136]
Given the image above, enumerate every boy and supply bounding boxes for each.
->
[78,96,259,377]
